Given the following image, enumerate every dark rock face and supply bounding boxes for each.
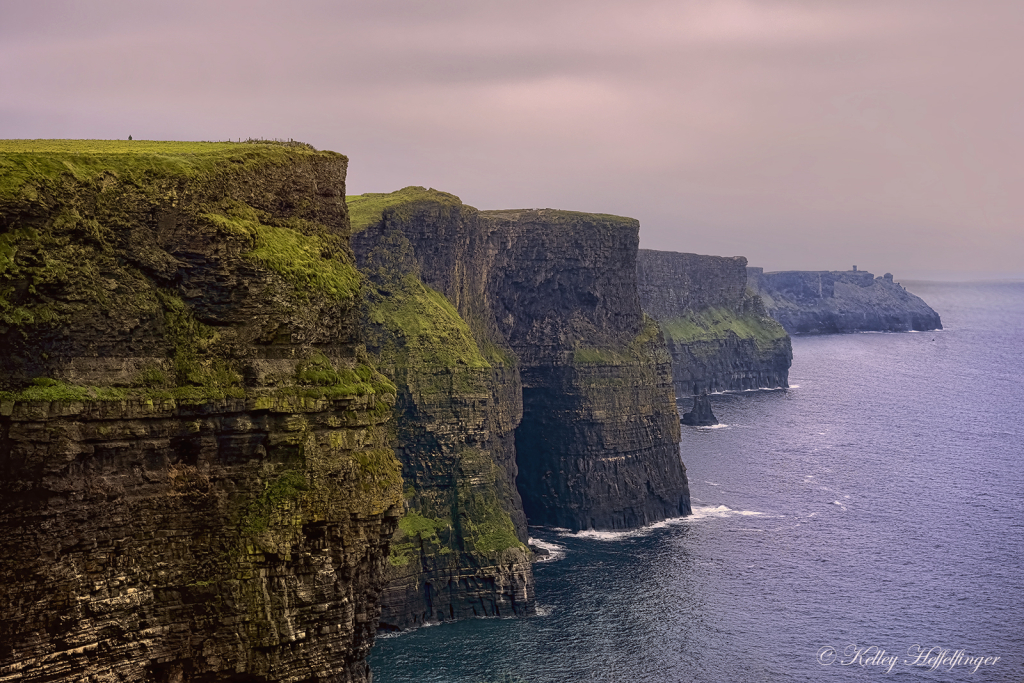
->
[1,397,399,683]
[747,267,942,334]
[0,143,403,682]
[681,392,718,426]
[637,250,792,397]
[482,210,690,532]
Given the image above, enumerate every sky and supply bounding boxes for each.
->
[2,1,1022,279]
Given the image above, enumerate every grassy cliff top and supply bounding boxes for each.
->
[480,207,638,228]
[346,186,463,233]
[0,139,342,202]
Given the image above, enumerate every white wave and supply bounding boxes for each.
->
[528,537,567,561]
[534,605,554,617]
[697,423,728,429]
[704,480,720,486]
[555,504,769,541]
[832,500,848,511]
[376,620,443,638]
[788,384,801,388]
[566,528,637,541]
[687,504,765,520]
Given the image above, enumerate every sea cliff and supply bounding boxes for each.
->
[0,141,402,682]
[636,249,791,396]
[349,190,691,629]
[483,211,689,531]
[747,267,942,334]
[350,189,534,631]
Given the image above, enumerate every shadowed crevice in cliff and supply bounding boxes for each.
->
[637,249,792,397]
[748,267,942,334]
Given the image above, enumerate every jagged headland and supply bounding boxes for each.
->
[747,266,942,334]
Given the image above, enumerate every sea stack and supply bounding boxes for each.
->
[681,391,718,426]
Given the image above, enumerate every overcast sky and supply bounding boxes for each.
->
[2,1,1022,279]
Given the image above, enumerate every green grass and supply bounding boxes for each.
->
[245,224,360,302]
[398,510,450,539]
[389,510,452,567]
[366,274,490,369]
[463,500,523,554]
[0,378,247,406]
[480,207,637,230]
[0,141,350,330]
[456,482,524,555]
[0,351,397,407]
[294,354,395,397]
[347,186,463,232]
[0,139,336,203]
[0,377,129,403]
[659,307,789,348]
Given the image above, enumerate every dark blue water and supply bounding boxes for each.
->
[370,282,1024,683]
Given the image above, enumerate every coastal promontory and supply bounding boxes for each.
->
[747,267,942,334]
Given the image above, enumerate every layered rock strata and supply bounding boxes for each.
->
[350,189,534,630]
[482,211,690,531]
[636,249,792,397]
[0,141,403,682]
[747,267,942,334]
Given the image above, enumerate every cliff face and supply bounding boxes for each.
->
[350,189,534,631]
[0,142,403,682]
[748,267,942,334]
[352,192,690,551]
[636,250,791,397]
[481,210,690,531]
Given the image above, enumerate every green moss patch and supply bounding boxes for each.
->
[660,307,788,348]
[573,314,663,366]
[0,377,129,403]
[366,274,490,369]
[245,224,360,302]
[347,186,463,233]
[389,510,452,567]
[238,470,309,537]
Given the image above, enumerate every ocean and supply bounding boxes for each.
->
[369,281,1024,683]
